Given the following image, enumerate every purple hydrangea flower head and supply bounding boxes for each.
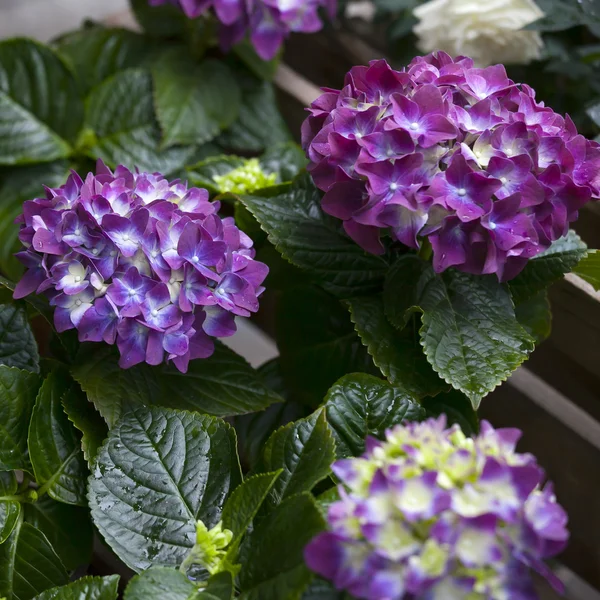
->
[302,52,600,281]
[305,417,569,600]
[13,161,268,372]
[149,0,336,60]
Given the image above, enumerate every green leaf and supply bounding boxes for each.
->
[240,175,389,298]
[153,51,241,148]
[124,567,231,600]
[130,0,188,38]
[0,304,39,373]
[239,493,325,600]
[28,372,88,506]
[0,277,54,328]
[0,521,68,600]
[217,76,291,154]
[277,286,378,405]
[259,143,307,184]
[32,576,119,600]
[421,389,479,437]
[89,404,242,572]
[383,256,534,408]
[24,498,93,572]
[72,342,282,428]
[0,162,69,281]
[574,249,600,290]
[187,156,246,194]
[0,39,82,165]
[232,40,280,81]
[0,472,20,544]
[60,384,107,464]
[258,410,335,510]
[324,373,426,458]
[221,471,281,557]
[85,68,195,176]
[348,295,447,399]
[509,231,588,304]
[55,27,156,95]
[514,290,552,344]
[0,366,41,471]
[527,0,600,32]
[301,579,347,600]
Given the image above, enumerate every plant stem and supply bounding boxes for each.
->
[418,239,433,261]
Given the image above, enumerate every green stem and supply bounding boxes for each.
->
[418,239,433,262]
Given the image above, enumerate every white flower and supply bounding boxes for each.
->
[413,0,545,67]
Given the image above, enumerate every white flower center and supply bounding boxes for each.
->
[129,290,136,297]
[75,229,81,236]
[457,188,467,197]
[151,309,158,317]
[74,276,81,282]
[390,183,398,191]
[506,148,513,156]
[122,234,130,242]
[355,132,363,139]
[500,177,508,184]
[192,256,199,263]
[410,122,419,130]
[75,299,82,306]
[92,248,99,255]
[489,222,497,230]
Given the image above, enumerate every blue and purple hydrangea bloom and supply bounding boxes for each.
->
[305,417,569,600]
[302,52,600,281]
[13,161,268,372]
[149,0,336,60]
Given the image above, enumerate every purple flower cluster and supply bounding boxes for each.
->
[302,52,600,280]
[305,417,569,600]
[13,161,268,372]
[149,0,336,60]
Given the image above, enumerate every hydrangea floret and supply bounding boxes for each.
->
[13,161,268,372]
[149,0,336,60]
[305,416,569,600]
[302,52,600,280]
[213,158,277,194]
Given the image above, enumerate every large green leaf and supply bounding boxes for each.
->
[0,162,69,281]
[153,51,241,148]
[574,249,600,290]
[0,304,39,372]
[513,290,552,344]
[240,175,388,297]
[239,493,325,600]
[383,256,534,407]
[277,286,378,405]
[232,40,280,82]
[348,295,447,399]
[217,76,291,154]
[130,0,188,38]
[61,384,107,464]
[421,389,479,437]
[89,404,242,572]
[324,373,426,458]
[55,27,155,95]
[124,567,231,600]
[259,143,307,184]
[258,410,335,510]
[528,0,600,32]
[24,498,93,572]
[0,39,82,165]
[0,366,41,471]
[85,68,195,176]
[0,471,20,544]
[72,343,282,428]
[509,231,588,303]
[28,372,88,506]
[32,576,119,600]
[0,521,68,600]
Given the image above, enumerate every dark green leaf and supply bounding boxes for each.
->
[130,0,188,38]
[0,304,39,372]
[383,256,534,408]
[527,0,600,32]
[217,76,291,154]
[258,410,335,510]
[301,579,347,600]
[240,175,388,297]
[573,249,600,290]
[0,471,20,544]
[348,295,447,399]
[0,39,82,165]
[0,366,41,471]
[277,286,378,405]
[0,277,54,328]
[239,493,325,600]
[153,51,241,148]
[0,521,68,600]
[24,497,93,572]
[510,231,588,304]
[72,342,282,427]
[514,290,552,344]
[89,404,242,572]
[232,40,280,81]
[29,372,88,505]
[324,373,426,458]
[31,575,119,600]
[422,389,479,437]
[124,567,230,600]
[259,143,307,184]
[221,471,281,557]
[85,69,195,176]
[55,27,156,95]
[187,156,246,194]
[61,384,107,464]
